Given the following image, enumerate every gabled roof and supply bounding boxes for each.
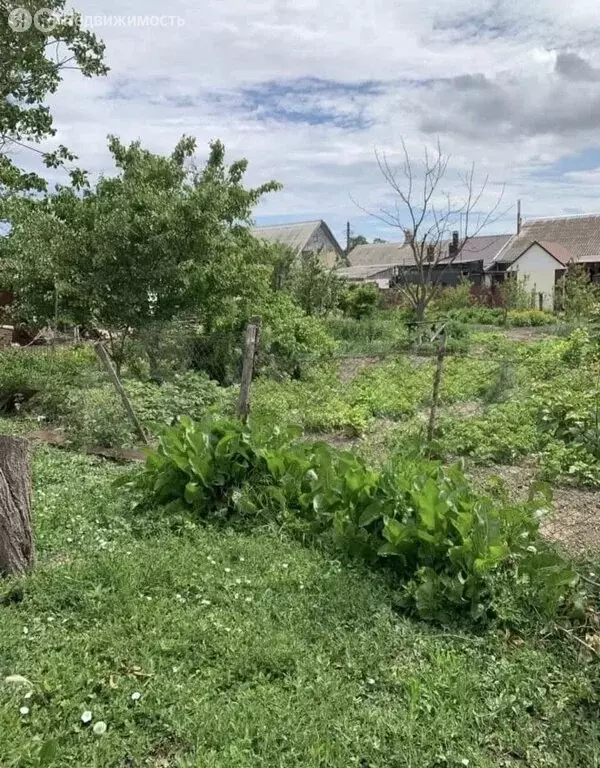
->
[439,234,513,266]
[348,242,415,267]
[252,219,343,257]
[491,213,600,269]
[510,240,572,268]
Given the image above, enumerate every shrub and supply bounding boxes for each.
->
[325,312,409,356]
[434,278,474,312]
[126,373,228,429]
[0,346,96,417]
[258,293,334,379]
[134,415,579,624]
[339,283,380,320]
[439,307,555,327]
[435,401,540,464]
[62,386,135,448]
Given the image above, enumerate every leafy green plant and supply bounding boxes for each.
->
[434,278,474,312]
[0,346,96,417]
[339,283,380,320]
[135,415,579,624]
[62,386,135,448]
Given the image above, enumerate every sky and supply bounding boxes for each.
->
[13,0,600,246]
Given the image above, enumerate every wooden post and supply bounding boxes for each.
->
[94,342,149,445]
[0,436,34,576]
[237,318,261,423]
[427,331,446,443]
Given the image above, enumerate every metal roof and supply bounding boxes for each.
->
[336,264,394,279]
[491,214,600,268]
[348,242,416,267]
[252,219,343,257]
[439,234,513,266]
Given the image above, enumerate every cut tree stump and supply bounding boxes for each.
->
[0,436,34,576]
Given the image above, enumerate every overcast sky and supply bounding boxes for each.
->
[17,0,600,244]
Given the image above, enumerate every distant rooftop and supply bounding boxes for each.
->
[492,213,600,268]
[348,242,415,267]
[252,219,342,257]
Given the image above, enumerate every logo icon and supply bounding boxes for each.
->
[34,8,57,33]
[8,8,32,32]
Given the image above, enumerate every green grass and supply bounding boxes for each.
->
[1,447,599,767]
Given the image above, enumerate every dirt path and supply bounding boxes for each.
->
[466,462,600,555]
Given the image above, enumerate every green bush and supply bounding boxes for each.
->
[0,346,96,417]
[134,415,579,624]
[339,283,380,320]
[258,293,334,379]
[325,312,409,356]
[440,307,556,327]
[62,386,135,448]
[126,373,228,429]
[434,279,474,312]
[435,401,540,464]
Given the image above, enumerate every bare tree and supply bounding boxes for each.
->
[356,140,505,320]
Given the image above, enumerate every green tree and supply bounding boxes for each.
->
[339,283,380,320]
[1,136,280,373]
[271,246,343,316]
[347,233,368,252]
[498,273,531,325]
[1,1,107,191]
[558,263,599,322]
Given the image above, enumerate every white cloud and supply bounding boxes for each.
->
[8,0,600,242]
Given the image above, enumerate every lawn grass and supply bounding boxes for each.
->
[1,447,599,767]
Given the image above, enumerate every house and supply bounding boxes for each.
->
[337,242,414,288]
[252,220,344,268]
[341,236,511,289]
[486,214,600,310]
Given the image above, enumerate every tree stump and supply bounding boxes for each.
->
[0,436,34,576]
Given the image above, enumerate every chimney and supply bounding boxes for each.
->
[448,230,459,259]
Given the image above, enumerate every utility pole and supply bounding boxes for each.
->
[517,199,522,234]
[346,221,351,255]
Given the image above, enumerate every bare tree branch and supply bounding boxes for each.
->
[354,140,507,318]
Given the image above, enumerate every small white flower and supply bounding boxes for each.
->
[245,596,253,603]
[461,760,470,767]
[239,556,245,562]
[131,691,141,702]
[81,710,93,724]
[367,678,375,685]
[235,578,242,585]
[281,563,289,569]
[22,627,28,635]
[200,599,211,606]
[224,567,231,573]
[19,706,29,716]
[93,721,107,736]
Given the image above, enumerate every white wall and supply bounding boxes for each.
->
[507,243,558,310]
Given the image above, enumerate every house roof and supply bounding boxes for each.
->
[491,213,600,269]
[439,234,513,266]
[348,242,415,267]
[336,264,394,280]
[252,219,343,257]
[508,240,573,268]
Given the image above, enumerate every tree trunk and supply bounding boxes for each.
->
[0,436,35,576]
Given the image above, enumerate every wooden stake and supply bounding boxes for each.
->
[94,342,149,445]
[427,330,446,443]
[237,318,261,423]
[0,436,34,576]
